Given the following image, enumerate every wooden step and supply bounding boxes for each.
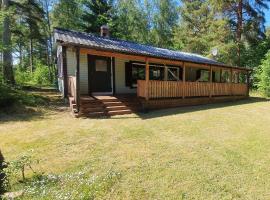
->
[107,109,133,116]
[81,111,107,118]
[102,102,125,106]
[105,105,129,111]
[81,106,104,112]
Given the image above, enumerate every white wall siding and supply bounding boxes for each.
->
[67,48,76,76]
[80,53,88,94]
[66,48,88,94]
[58,78,64,95]
[115,58,136,94]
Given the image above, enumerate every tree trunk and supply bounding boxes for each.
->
[44,0,55,82]
[236,0,243,67]
[29,38,33,73]
[2,0,15,84]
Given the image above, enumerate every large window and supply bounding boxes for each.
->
[212,70,221,82]
[131,63,145,87]
[221,70,230,83]
[167,67,180,81]
[186,67,210,82]
[198,70,210,82]
[150,66,165,80]
[126,62,182,88]
[232,71,239,83]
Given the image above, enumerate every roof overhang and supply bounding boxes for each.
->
[56,39,251,72]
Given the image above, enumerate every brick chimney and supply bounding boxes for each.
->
[100,25,109,37]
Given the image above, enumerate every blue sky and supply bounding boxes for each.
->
[265,2,270,27]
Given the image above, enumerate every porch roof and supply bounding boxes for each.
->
[54,28,248,70]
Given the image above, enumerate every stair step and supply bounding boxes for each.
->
[105,105,128,111]
[81,107,104,112]
[108,109,133,116]
[82,111,107,118]
[103,102,125,106]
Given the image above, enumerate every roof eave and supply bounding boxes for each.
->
[55,39,251,71]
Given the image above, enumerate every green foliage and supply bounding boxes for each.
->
[15,62,52,86]
[2,150,38,189]
[173,0,231,60]
[81,0,113,34]
[256,51,270,96]
[51,0,83,30]
[0,83,17,108]
[22,170,121,199]
[112,0,151,44]
[0,83,48,110]
[152,0,178,48]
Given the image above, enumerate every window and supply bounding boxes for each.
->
[232,71,239,83]
[198,70,210,82]
[131,63,145,87]
[212,70,221,82]
[167,67,179,81]
[150,66,164,80]
[95,59,107,72]
[239,72,247,83]
[221,70,230,83]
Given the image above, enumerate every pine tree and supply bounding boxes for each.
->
[212,0,270,66]
[174,0,232,63]
[113,0,150,44]
[152,0,178,48]
[1,0,15,84]
[81,0,113,34]
[51,0,82,30]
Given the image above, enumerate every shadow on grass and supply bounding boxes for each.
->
[107,97,269,120]
[0,87,69,123]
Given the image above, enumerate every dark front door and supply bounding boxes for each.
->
[88,55,112,93]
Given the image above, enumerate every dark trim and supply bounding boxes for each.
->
[56,42,251,71]
[62,46,68,98]
[112,57,116,95]
[76,47,80,113]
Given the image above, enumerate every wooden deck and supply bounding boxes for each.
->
[137,80,248,99]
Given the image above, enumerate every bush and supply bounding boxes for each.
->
[256,51,270,97]
[32,63,52,86]
[0,83,49,111]
[15,62,52,86]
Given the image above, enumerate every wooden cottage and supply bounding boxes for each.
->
[54,27,250,117]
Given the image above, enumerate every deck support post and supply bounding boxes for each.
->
[182,62,186,99]
[145,58,150,101]
[210,65,212,98]
[75,47,80,113]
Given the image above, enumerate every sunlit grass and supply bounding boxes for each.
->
[1,92,270,199]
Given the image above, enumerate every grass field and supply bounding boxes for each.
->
[1,90,270,199]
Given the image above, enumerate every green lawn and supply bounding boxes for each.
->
[1,90,270,199]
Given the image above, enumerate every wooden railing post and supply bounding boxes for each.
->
[182,62,186,99]
[145,58,150,100]
[75,47,80,113]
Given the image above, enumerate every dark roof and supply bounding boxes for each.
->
[54,28,242,69]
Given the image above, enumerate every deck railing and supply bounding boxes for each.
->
[68,76,77,102]
[137,80,248,99]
